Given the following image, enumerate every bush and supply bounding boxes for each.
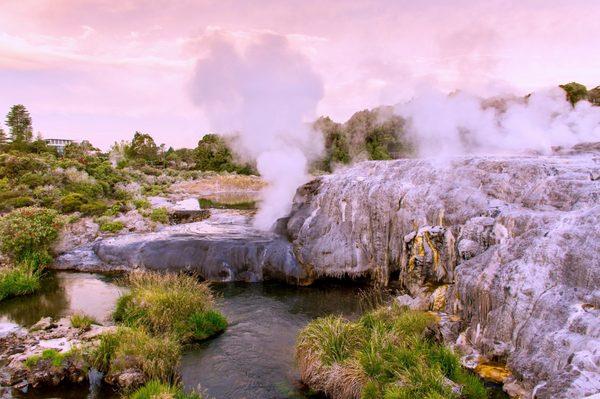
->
[129,380,203,399]
[7,196,35,208]
[60,193,86,213]
[79,200,109,216]
[296,305,487,399]
[113,272,227,343]
[149,207,169,224]
[0,207,62,263]
[90,327,181,383]
[133,199,151,210]
[99,220,125,233]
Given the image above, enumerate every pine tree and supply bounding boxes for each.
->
[6,104,33,143]
[0,127,7,146]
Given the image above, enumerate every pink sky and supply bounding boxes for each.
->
[0,0,599,149]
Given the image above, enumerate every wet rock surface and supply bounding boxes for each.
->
[286,142,600,398]
[54,210,310,284]
[0,317,115,392]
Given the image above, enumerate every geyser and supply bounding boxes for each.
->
[190,32,324,230]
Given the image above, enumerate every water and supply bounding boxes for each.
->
[181,282,362,399]
[0,273,362,399]
[0,272,124,328]
[1,272,507,399]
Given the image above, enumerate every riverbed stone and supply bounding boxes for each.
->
[285,142,600,398]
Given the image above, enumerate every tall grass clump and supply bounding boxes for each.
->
[113,271,227,343]
[89,327,181,384]
[0,207,63,301]
[296,305,488,399]
[129,379,203,399]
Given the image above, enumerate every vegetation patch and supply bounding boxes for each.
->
[70,313,98,330]
[90,327,181,384]
[129,379,203,399]
[149,207,170,224]
[24,349,79,369]
[0,263,42,301]
[296,305,488,399]
[113,272,227,343]
[99,219,125,233]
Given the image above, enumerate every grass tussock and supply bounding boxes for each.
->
[113,271,227,343]
[129,379,203,399]
[296,305,488,399]
[70,313,98,330]
[0,262,42,301]
[89,327,181,384]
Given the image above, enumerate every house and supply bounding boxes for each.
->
[44,138,75,154]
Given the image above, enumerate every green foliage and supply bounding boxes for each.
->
[133,199,151,210]
[198,198,256,210]
[99,220,125,233]
[6,104,33,144]
[89,327,181,383]
[79,200,109,216]
[25,349,67,368]
[125,132,159,165]
[113,272,227,343]
[188,310,228,341]
[0,207,62,263]
[0,262,41,301]
[195,134,253,174]
[559,82,588,106]
[150,207,169,224]
[296,305,488,399]
[59,193,86,213]
[129,380,203,399]
[70,313,97,330]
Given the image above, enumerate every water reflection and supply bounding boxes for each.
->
[0,272,124,327]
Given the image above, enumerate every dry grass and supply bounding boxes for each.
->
[172,174,265,195]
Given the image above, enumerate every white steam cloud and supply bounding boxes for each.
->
[190,33,324,230]
[396,87,600,157]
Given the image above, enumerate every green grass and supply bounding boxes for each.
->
[197,198,256,210]
[129,380,203,399]
[25,349,69,368]
[70,313,98,330]
[296,305,488,399]
[0,263,42,301]
[149,207,169,223]
[113,272,227,343]
[89,327,181,383]
[99,220,125,233]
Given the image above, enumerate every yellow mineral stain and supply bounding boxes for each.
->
[475,363,512,384]
[430,285,448,311]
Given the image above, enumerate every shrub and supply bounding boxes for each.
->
[149,207,169,224]
[90,327,180,383]
[296,305,487,399]
[80,200,109,216]
[0,207,62,263]
[7,196,35,208]
[99,220,125,233]
[113,272,227,343]
[129,380,203,399]
[60,193,86,213]
[70,313,97,330]
[133,199,151,210]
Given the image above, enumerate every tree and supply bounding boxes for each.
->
[6,105,33,143]
[0,127,7,147]
[194,134,253,174]
[125,132,159,164]
[559,82,588,106]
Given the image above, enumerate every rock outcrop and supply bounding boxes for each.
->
[55,210,310,284]
[286,143,600,398]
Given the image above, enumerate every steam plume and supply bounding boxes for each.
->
[396,87,600,157]
[190,33,324,230]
